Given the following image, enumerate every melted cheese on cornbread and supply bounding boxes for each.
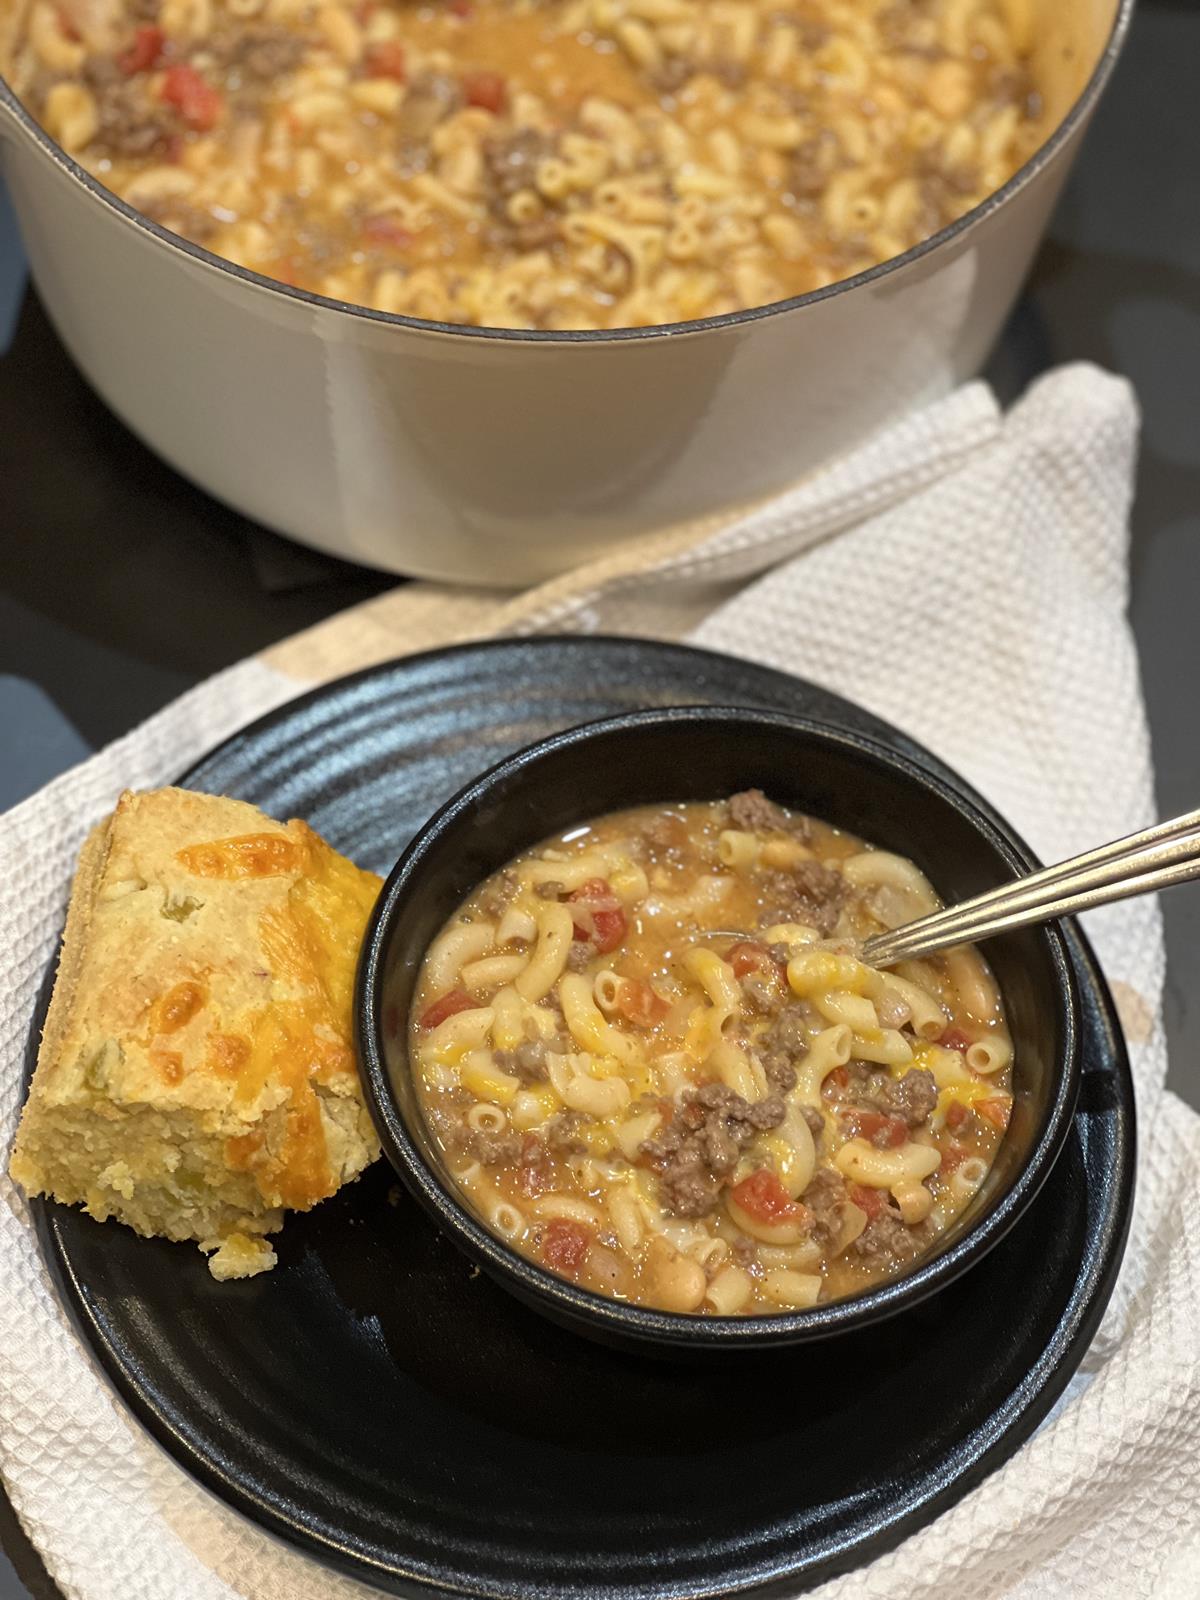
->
[10,788,382,1276]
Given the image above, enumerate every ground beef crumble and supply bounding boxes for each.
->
[832,1065,938,1130]
[801,1167,848,1249]
[759,859,847,935]
[728,788,810,837]
[639,1082,785,1217]
[543,1111,587,1155]
[853,1207,934,1270]
[493,1034,570,1084]
[757,1003,811,1093]
[800,1104,825,1142]
[83,57,175,158]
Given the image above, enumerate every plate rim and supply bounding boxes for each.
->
[28,635,1137,1599]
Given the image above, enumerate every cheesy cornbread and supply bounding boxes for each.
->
[10,788,382,1279]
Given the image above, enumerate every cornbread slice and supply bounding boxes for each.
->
[10,787,382,1277]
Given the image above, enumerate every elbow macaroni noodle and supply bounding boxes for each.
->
[410,794,1014,1314]
[10,0,1045,329]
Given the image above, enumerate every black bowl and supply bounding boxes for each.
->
[356,705,1081,1352]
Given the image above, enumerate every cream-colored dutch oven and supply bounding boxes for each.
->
[0,0,1131,584]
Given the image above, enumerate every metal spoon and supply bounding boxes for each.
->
[861,806,1200,967]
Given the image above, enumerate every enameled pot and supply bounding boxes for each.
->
[0,0,1131,584]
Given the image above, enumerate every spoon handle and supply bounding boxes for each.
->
[862,806,1200,965]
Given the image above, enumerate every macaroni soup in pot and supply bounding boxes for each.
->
[411,792,1014,1315]
[10,0,1046,329]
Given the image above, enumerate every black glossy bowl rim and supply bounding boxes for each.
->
[356,703,1081,1349]
[0,0,1134,346]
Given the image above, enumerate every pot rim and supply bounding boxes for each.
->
[0,0,1134,346]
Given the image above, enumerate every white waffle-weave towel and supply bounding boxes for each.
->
[1,363,1196,1600]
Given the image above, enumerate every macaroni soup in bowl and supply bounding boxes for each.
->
[357,707,1081,1350]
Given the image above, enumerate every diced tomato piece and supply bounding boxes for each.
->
[848,1182,886,1221]
[975,1097,1012,1132]
[848,1110,909,1148]
[159,64,223,132]
[729,1168,803,1226]
[727,940,784,979]
[822,1065,850,1096]
[418,988,474,1030]
[462,68,506,113]
[590,906,627,952]
[118,23,164,74]
[568,878,622,918]
[940,1027,974,1053]
[568,878,626,953]
[945,1100,969,1132]
[56,7,81,41]
[938,1142,968,1174]
[540,1218,591,1275]
[448,0,472,14]
[363,40,406,80]
[362,213,414,247]
[616,978,669,1028]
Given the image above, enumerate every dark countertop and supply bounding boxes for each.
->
[1,2,1196,1592]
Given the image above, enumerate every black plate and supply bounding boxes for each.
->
[31,638,1135,1599]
